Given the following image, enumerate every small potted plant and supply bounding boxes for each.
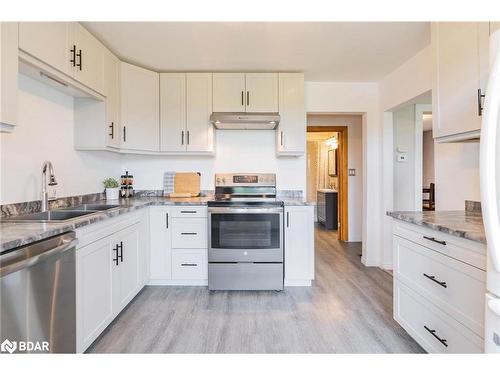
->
[103,178,120,200]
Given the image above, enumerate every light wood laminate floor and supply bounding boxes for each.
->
[87,225,424,353]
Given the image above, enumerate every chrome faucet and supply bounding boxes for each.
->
[41,161,58,212]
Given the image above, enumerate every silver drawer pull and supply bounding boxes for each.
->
[181,232,197,235]
[181,263,198,267]
[181,210,197,214]
[424,325,448,347]
[423,235,447,246]
[423,273,447,288]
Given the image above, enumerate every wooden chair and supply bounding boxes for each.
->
[422,183,435,211]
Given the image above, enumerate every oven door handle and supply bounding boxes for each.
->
[208,207,283,214]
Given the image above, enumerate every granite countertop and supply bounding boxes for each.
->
[0,195,312,253]
[387,210,486,244]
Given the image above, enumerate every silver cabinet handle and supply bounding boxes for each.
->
[286,211,290,227]
[281,131,284,146]
[478,88,486,116]
[181,210,197,214]
[187,130,190,145]
[181,130,184,145]
[247,91,250,106]
[166,212,169,229]
[181,263,198,267]
[423,236,446,246]
[123,126,127,142]
[241,91,244,106]
[423,273,447,288]
[424,325,448,347]
[181,232,197,235]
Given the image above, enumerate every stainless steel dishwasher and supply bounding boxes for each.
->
[0,232,78,353]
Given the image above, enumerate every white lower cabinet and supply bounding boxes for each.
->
[76,216,145,352]
[392,220,486,353]
[149,205,208,285]
[284,205,315,286]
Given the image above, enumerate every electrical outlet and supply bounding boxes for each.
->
[397,154,408,162]
[348,169,356,176]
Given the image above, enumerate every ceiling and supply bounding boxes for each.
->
[83,22,430,82]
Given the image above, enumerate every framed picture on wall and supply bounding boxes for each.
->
[328,149,337,177]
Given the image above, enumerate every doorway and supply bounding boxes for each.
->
[307,126,348,241]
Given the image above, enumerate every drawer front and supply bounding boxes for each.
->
[394,236,486,336]
[171,218,207,248]
[393,220,486,270]
[170,206,207,218]
[394,281,483,353]
[171,249,207,280]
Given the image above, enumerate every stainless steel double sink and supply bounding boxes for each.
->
[1,204,120,223]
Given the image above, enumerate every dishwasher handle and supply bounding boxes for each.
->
[0,238,78,277]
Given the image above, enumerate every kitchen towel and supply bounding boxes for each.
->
[163,172,175,196]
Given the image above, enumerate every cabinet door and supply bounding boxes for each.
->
[112,224,141,312]
[76,236,114,352]
[432,23,488,139]
[284,206,314,282]
[245,73,278,112]
[186,73,214,152]
[103,49,120,148]
[277,73,305,155]
[73,23,104,94]
[149,207,172,280]
[160,73,186,152]
[18,22,72,76]
[120,62,160,151]
[212,73,245,112]
[0,22,18,130]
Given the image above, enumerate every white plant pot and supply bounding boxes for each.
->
[105,188,119,200]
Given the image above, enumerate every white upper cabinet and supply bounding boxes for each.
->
[103,49,120,148]
[213,72,278,113]
[432,22,489,141]
[120,62,160,152]
[160,73,186,152]
[186,73,214,152]
[160,72,214,153]
[245,73,278,112]
[19,22,72,76]
[276,73,305,156]
[73,23,104,94]
[491,22,500,35]
[213,73,246,112]
[0,22,18,132]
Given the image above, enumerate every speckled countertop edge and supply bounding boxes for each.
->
[1,196,313,252]
[387,210,486,244]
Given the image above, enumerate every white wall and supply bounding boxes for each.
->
[307,114,363,242]
[305,82,381,266]
[0,75,120,204]
[121,130,306,193]
[434,142,480,210]
[380,46,433,269]
[393,105,416,211]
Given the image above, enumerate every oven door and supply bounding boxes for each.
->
[208,207,283,262]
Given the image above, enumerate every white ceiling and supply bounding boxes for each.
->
[83,22,430,82]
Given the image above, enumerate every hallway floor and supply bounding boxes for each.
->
[87,225,424,353]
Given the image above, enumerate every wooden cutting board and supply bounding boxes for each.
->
[173,172,201,197]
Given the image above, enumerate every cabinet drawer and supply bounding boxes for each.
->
[393,220,486,270]
[394,236,486,336]
[394,280,483,353]
[171,218,207,248]
[172,249,207,280]
[170,206,207,218]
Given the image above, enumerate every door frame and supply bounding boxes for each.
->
[307,125,349,241]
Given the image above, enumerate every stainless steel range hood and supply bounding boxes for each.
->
[210,112,280,130]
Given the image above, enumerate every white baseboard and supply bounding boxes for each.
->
[284,279,312,286]
[148,279,208,286]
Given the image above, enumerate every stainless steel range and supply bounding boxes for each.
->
[208,173,284,291]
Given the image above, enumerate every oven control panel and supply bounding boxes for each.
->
[215,173,276,187]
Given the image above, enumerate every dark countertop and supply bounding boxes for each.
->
[0,196,312,253]
[387,210,486,244]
